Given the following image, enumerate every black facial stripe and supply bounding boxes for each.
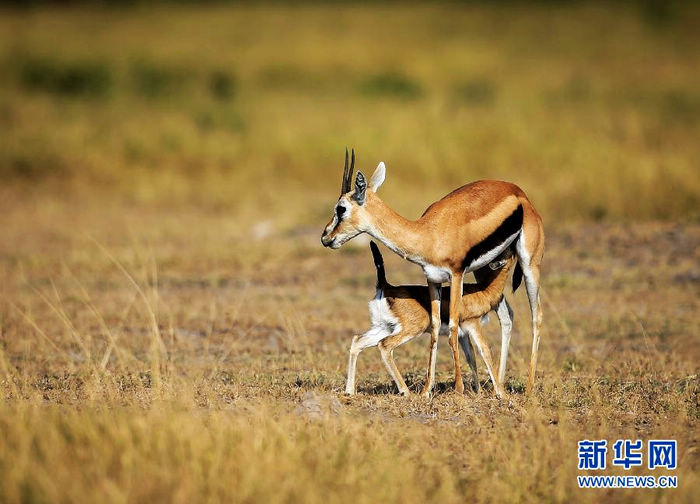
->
[462,204,524,270]
[336,205,346,218]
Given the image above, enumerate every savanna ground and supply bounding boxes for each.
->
[0,2,698,503]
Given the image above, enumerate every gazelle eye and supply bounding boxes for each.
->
[336,205,346,218]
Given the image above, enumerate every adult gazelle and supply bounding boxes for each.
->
[321,150,544,397]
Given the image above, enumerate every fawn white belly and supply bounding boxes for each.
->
[364,297,401,345]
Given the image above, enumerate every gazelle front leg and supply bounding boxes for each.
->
[420,281,441,398]
[448,274,465,394]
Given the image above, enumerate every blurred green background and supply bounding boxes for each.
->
[1,1,698,223]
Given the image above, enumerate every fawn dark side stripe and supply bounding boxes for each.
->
[462,204,524,270]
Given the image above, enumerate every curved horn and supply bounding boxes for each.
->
[341,148,356,195]
[341,148,349,195]
[348,148,355,192]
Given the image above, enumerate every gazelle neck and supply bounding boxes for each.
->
[363,195,430,265]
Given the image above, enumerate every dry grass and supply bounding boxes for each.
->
[0,196,697,503]
[0,3,698,220]
[0,3,698,504]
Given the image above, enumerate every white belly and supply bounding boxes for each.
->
[423,264,451,283]
[464,231,521,272]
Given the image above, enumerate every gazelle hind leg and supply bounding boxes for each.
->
[495,296,514,386]
[463,321,506,398]
[345,329,387,395]
[458,328,479,392]
[378,340,411,396]
[516,228,544,395]
[346,335,362,395]
[525,268,542,393]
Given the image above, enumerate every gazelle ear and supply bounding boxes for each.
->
[353,171,367,205]
[370,162,386,192]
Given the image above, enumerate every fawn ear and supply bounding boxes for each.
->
[370,162,386,192]
[353,171,367,205]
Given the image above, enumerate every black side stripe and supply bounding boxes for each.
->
[462,204,524,270]
[512,261,523,292]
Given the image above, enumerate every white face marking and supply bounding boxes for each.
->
[324,197,362,248]
[324,214,339,235]
[330,230,362,248]
[328,197,352,231]
[336,198,352,216]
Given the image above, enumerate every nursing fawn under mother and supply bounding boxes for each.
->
[345,242,516,398]
[321,150,544,396]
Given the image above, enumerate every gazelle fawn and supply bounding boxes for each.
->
[322,150,544,396]
[346,241,516,397]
